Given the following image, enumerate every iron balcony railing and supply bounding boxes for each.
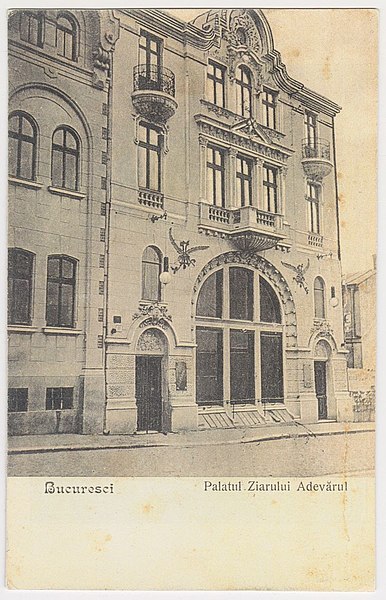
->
[302,138,331,161]
[133,64,176,98]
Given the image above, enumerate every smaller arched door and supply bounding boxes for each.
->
[135,329,167,432]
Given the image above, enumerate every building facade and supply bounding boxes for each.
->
[8,8,352,436]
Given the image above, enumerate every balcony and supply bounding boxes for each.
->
[301,139,333,180]
[198,203,286,251]
[132,64,178,123]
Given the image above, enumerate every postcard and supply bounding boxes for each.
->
[6,6,377,591]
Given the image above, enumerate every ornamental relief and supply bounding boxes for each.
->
[136,329,166,354]
[192,251,298,347]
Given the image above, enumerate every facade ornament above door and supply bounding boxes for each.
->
[133,302,172,330]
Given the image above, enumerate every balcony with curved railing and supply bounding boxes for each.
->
[132,64,178,123]
[301,138,333,180]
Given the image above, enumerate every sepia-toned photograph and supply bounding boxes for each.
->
[5,5,378,591]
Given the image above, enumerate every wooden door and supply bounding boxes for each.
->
[314,361,328,420]
[136,356,162,432]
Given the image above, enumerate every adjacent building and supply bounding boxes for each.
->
[8,8,352,436]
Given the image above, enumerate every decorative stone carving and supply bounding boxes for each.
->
[311,319,334,338]
[281,259,310,294]
[133,302,172,330]
[136,329,166,353]
[193,252,298,347]
[92,10,120,89]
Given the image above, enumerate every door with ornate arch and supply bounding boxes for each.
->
[136,356,162,432]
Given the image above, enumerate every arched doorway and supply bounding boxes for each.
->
[135,328,168,432]
[314,339,332,420]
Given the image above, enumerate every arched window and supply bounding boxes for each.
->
[314,277,326,319]
[229,267,253,320]
[197,270,223,318]
[46,255,77,327]
[52,127,80,190]
[8,112,37,181]
[260,277,281,323]
[8,248,34,325]
[20,11,44,47]
[56,14,77,61]
[236,65,252,118]
[142,246,162,301]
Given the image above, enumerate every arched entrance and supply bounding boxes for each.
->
[314,339,332,420]
[135,328,168,432]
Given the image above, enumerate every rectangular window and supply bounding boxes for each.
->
[307,182,320,233]
[8,249,34,325]
[8,388,28,412]
[230,330,255,404]
[207,145,225,206]
[260,332,284,403]
[46,256,76,327]
[236,156,253,207]
[196,328,223,405]
[305,111,317,149]
[138,123,162,192]
[262,89,277,129]
[139,30,162,89]
[262,166,278,213]
[229,267,253,320]
[207,60,226,108]
[46,387,74,410]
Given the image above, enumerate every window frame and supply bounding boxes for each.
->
[235,65,252,118]
[51,126,80,191]
[139,29,163,79]
[307,181,321,234]
[314,276,326,319]
[46,255,77,328]
[8,248,35,326]
[206,144,226,207]
[141,245,162,302]
[262,88,278,130]
[207,59,226,108]
[56,13,77,61]
[235,154,253,207]
[262,165,279,213]
[138,122,163,192]
[8,388,29,413]
[19,11,44,47]
[305,111,318,148]
[46,387,74,410]
[8,111,38,181]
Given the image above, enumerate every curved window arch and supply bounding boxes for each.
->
[142,246,162,301]
[46,255,77,327]
[52,126,80,190]
[314,276,326,319]
[56,13,77,61]
[20,11,44,47]
[8,248,35,325]
[196,270,223,318]
[8,111,37,181]
[236,65,252,118]
[260,276,281,323]
[229,266,253,320]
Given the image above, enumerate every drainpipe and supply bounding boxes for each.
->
[332,117,341,261]
[102,53,114,435]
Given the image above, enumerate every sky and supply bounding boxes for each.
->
[168,8,378,275]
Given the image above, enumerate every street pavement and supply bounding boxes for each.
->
[7,421,375,477]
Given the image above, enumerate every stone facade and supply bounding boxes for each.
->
[8,8,353,436]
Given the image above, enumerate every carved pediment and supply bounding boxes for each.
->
[232,118,272,144]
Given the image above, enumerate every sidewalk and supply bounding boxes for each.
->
[8,420,375,455]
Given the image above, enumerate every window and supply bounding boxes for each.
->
[20,11,44,46]
[229,267,253,320]
[52,127,80,190]
[314,277,326,319]
[56,14,77,61]
[307,182,321,233]
[305,111,317,149]
[46,387,74,410]
[46,256,77,327]
[8,248,34,325]
[138,123,162,192]
[236,65,252,118]
[260,276,281,323]
[230,330,255,403]
[195,266,284,406]
[196,328,223,405]
[8,112,37,181]
[139,30,162,88]
[142,246,162,301]
[236,156,253,207]
[207,145,225,206]
[196,270,223,318]
[262,88,277,130]
[207,60,226,108]
[8,388,28,413]
[262,166,278,213]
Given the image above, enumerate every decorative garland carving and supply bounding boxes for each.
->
[133,302,172,330]
[136,329,166,353]
[193,251,297,347]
